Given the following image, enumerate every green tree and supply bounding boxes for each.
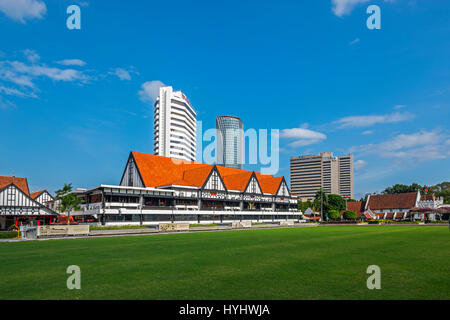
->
[433,182,450,204]
[55,183,83,224]
[343,210,357,220]
[383,183,422,194]
[328,210,340,220]
[326,194,346,212]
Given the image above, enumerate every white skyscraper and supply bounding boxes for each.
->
[153,86,197,161]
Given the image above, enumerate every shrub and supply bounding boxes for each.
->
[343,210,357,220]
[0,232,19,239]
[328,210,340,220]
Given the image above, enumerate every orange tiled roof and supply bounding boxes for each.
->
[0,176,30,195]
[256,173,283,194]
[220,171,253,191]
[30,190,46,199]
[130,151,285,195]
[132,152,210,188]
[172,166,213,187]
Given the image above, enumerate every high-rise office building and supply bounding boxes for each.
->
[216,116,243,169]
[153,86,197,162]
[290,152,354,200]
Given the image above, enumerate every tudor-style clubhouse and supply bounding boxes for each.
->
[71,151,300,225]
[0,176,57,229]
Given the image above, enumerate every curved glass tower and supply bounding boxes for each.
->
[216,116,243,169]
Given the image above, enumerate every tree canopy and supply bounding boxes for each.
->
[312,190,348,215]
[327,194,346,212]
[343,210,357,220]
[328,210,340,220]
[55,183,83,216]
[382,183,423,194]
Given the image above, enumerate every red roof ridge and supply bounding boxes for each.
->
[30,190,46,199]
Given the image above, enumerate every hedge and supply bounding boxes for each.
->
[0,232,19,239]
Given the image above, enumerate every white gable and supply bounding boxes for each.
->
[0,184,55,216]
[204,170,225,191]
[120,157,144,187]
[35,191,54,205]
[245,176,262,194]
[0,185,40,208]
[277,181,290,197]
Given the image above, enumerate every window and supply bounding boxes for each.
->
[212,172,218,190]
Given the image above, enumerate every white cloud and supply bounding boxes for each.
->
[110,68,131,80]
[76,1,89,6]
[331,0,393,17]
[354,159,367,172]
[0,51,92,105]
[362,130,374,135]
[334,112,414,128]
[350,130,450,162]
[23,49,40,63]
[0,67,34,87]
[7,61,90,82]
[56,59,87,67]
[393,104,406,109]
[331,0,370,17]
[0,85,37,98]
[108,67,138,81]
[383,145,450,161]
[349,38,360,45]
[280,127,327,147]
[0,0,47,23]
[378,131,441,151]
[138,81,165,103]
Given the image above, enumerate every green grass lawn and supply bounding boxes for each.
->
[0,226,449,300]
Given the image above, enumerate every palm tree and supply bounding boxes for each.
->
[314,188,328,221]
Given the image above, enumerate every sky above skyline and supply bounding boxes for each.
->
[0,0,449,199]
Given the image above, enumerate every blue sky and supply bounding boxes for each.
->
[0,0,449,199]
